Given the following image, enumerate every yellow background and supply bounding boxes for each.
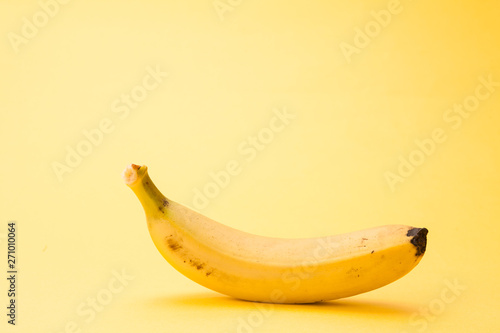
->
[1,0,499,332]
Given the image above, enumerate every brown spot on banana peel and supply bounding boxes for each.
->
[166,238,182,252]
[346,267,360,275]
[158,199,169,213]
[165,239,205,270]
[189,259,205,270]
[157,198,169,213]
[407,227,428,256]
[165,237,214,276]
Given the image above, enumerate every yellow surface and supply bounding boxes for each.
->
[1,0,499,332]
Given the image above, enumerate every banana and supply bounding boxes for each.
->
[123,164,428,303]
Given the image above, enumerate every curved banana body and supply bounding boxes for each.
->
[123,164,428,303]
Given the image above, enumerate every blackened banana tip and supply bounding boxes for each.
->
[407,228,428,256]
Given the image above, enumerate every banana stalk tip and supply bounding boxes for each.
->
[123,164,146,185]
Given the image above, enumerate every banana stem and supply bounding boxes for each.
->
[123,164,169,218]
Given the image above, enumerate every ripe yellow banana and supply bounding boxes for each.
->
[123,164,428,303]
